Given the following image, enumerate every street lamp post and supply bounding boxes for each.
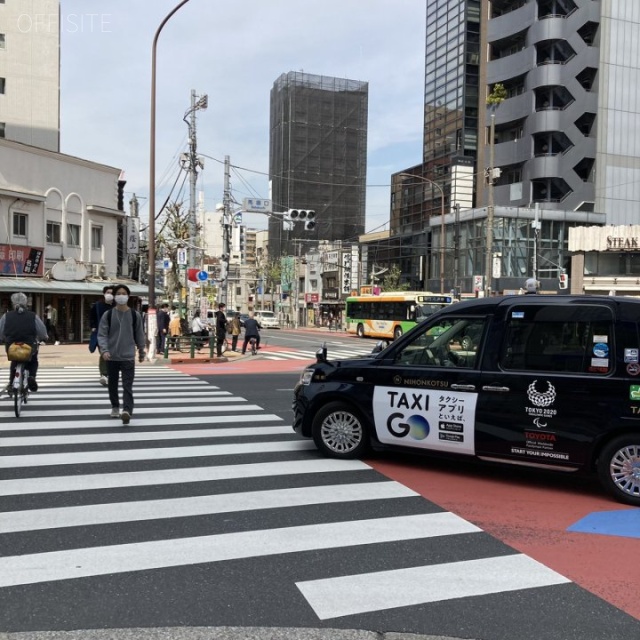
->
[149,0,191,311]
[399,173,446,293]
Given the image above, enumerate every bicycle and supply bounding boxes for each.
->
[249,336,258,356]
[9,360,30,418]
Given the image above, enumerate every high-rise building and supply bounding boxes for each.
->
[268,71,368,257]
[386,0,640,294]
[482,0,640,222]
[0,0,60,151]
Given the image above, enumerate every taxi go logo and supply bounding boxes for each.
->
[387,413,430,440]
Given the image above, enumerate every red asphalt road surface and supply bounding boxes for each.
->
[370,457,640,621]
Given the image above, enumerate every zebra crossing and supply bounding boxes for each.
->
[0,365,621,636]
[260,343,376,361]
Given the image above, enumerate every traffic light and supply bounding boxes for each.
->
[305,210,317,231]
[559,272,568,290]
[287,209,315,223]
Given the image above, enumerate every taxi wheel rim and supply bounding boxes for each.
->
[321,411,363,453]
[609,444,640,497]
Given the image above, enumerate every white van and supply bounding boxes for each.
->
[256,310,280,329]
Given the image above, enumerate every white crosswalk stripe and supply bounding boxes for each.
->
[261,345,376,361]
[0,365,572,627]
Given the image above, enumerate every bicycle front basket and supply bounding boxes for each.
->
[7,342,32,362]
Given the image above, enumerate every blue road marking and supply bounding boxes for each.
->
[567,510,640,539]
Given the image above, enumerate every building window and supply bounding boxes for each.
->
[0,34,5,49]
[67,223,81,247]
[46,221,61,244]
[91,226,102,250]
[0,122,5,138]
[0,77,5,94]
[13,213,27,237]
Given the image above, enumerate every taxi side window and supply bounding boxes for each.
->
[394,317,486,368]
[500,305,614,374]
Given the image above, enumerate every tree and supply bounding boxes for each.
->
[487,82,507,107]
[382,264,410,292]
[156,201,199,306]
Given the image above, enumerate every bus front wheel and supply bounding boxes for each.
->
[356,323,365,338]
[393,326,403,340]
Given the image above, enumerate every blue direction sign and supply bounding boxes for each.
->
[197,270,208,282]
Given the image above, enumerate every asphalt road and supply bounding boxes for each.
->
[0,360,638,640]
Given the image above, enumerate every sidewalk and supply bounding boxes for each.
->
[32,343,243,369]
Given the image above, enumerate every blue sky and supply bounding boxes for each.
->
[58,1,426,232]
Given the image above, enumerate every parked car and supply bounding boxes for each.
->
[293,294,640,506]
[256,310,280,329]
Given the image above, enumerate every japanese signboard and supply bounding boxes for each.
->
[0,244,44,276]
[341,251,352,295]
[242,198,272,214]
[126,217,140,255]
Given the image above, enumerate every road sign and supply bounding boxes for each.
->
[242,198,272,213]
[197,270,208,282]
[177,249,187,266]
[162,259,172,270]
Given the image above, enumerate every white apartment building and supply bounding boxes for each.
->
[0,0,60,151]
[0,138,145,342]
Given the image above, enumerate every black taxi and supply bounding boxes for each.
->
[293,295,640,506]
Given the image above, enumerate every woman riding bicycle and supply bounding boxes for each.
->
[0,292,48,392]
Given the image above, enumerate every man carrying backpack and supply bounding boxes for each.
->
[97,284,146,425]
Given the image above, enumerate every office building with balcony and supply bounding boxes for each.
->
[268,72,368,258]
[386,0,640,295]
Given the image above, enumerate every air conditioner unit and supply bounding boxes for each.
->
[93,263,106,277]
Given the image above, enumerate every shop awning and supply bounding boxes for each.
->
[0,277,151,296]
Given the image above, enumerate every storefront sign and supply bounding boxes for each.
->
[305,293,319,303]
[341,251,352,295]
[0,244,44,276]
[51,258,87,281]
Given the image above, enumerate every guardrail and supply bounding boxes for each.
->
[163,334,217,359]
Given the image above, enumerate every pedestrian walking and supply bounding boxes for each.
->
[214,302,227,357]
[229,312,241,352]
[97,284,146,425]
[241,311,261,354]
[169,310,182,351]
[191,309,208,352]
[44,303,60,345]
[89,285,114,387]
[156,302,170,355]
[0,292,48,392]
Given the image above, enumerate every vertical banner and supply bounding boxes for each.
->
[126,217,140,255]
[351,245,359,293]
[342,251,352,295]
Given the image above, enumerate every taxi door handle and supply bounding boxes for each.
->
[482,385,510,392]
[451,384,476,391]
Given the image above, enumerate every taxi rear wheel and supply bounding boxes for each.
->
[597,436,640,506]
[312,401,369,459]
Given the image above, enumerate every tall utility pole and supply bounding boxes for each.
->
[221,155,232,305]
[183,90,207,310]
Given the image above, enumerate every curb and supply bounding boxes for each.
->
[0,628,473,640]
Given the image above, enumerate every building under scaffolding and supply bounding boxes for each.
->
[268,72,368,257]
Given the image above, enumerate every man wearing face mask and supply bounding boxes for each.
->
[97,284,146,425]
[89,285,114,386]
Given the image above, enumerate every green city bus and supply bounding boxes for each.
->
[345,292,456,340]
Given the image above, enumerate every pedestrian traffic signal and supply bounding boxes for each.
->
[559,272,568,290]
